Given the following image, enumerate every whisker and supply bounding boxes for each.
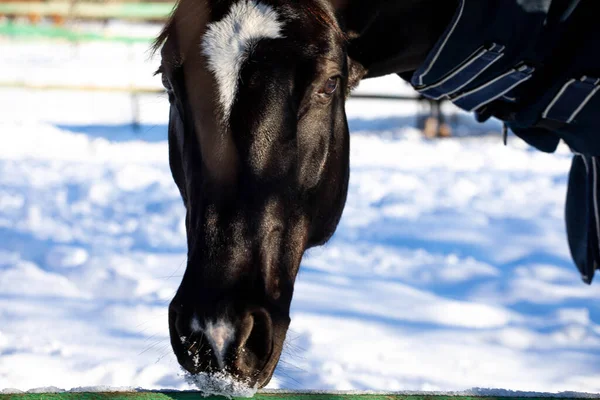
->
[150,342,172,360]
[131,314,171,337]
[156,288,179,307]
[139,338,167,356]
[164,258,186,282]
[157,341,172,352]
[156,347,176,364]
[274,368,303,388]
[282,341,307,359]
[277,359,306,373]
[145,333,159,343]
[181,335,195,348]
[196,342,205,355]
[187,339,200,353]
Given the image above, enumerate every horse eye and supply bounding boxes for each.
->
[161,74,172,92]
[319,77,339,96]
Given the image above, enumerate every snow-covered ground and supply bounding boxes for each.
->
[0,39,599,393]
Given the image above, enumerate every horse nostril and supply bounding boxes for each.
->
[236,308,273,373]
[168,300,276,382]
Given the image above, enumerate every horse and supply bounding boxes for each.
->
[154,0,598,388]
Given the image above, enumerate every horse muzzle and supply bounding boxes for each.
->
[168,299,289,388]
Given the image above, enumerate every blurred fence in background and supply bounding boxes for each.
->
[0,0,454,136]
[0,0,174,22]
[0,0,172,40]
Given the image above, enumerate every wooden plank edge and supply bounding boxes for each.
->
[0,22,156,43]
[2,391,600,400]
[0,2,175,20]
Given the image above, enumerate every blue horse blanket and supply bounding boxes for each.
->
[407,0,600,282]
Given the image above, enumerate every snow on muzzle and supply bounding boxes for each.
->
[169,298,290,390]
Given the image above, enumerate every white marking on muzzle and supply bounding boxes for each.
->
[190,315,201,333]
[201,0,283,122]
[204,320,236,369]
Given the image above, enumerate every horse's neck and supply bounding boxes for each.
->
[341,0,458,78]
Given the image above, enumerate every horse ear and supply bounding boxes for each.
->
[346,56,367,96]
[155,0,210,68]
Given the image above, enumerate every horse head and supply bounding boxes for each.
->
[155,0,365,387]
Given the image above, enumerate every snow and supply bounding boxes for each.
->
[0,389,24,394]
[184,372,258,398]
[67,386,137,393]
[1,39,599,394]
[26,386,66,393]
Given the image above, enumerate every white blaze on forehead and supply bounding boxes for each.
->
[204,320,235,368]
[201,0,283,122]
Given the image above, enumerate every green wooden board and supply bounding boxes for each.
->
[0,393,592,400]
[0,2,176,43]
[0,21,155,43]
[0,2,175,21]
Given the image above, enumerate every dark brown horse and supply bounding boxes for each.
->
[154,0,456,388]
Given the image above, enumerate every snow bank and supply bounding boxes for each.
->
[1,40,599,394]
